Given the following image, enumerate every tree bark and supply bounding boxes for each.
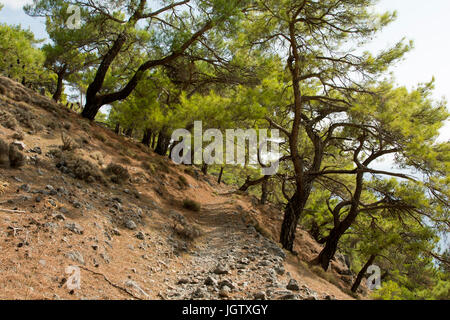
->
[125,127,133,137]
[115,123,120,135]
[53,67,66,102]
[316,171,364,270]
[142,128,152,147]
[155,129,171,156]
[82,32,128,120]
[151,133,157,150]
[218,166,224,184]
[239,175,269,192]
[351,254,377,293]
[260,178,269,204]
[201,163,208,175]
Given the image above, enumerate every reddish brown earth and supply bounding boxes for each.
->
[0,76,357,300]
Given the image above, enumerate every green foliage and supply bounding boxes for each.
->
[0,23,49,87]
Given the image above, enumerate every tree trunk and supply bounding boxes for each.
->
[82,33,127,120]
[125,128,133,137]
[53,68,66,103]
[316,171,364,270]
[218,166,224,184]
[201,163,208,175]
[151,133,157,150]
[155,130,171,156]
[280,192,305,252]
[260,178,268,204]
[142,128,152,147]
[351,254,377,293]
[114,123,120,135]
[239,175,269,192]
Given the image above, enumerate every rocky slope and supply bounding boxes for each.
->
[0,76,356,300]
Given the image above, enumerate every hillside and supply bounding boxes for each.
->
[0,76,356,300]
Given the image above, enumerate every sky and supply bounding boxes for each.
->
[0,0,449,142]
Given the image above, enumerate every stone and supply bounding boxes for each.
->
[275,265,285,275]
[65,251,84,264]
[218,279,235,290]
[177,278,190,285]
[19,184,30,192]
[204,276,218,286]
[254,291,266,300]
[213,264,229,275]
[135,231,145,240]
[12,141,26,151]
[287,279,300,291]
[65,222,84,235]
[125,220,137,230]
[53,213,66,221]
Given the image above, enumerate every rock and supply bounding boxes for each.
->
[111,228,121,236]
[135,231,145,240]
[254,291,266,300]
[100,252,110,264]
[192,288,205,299]
[31,147,42,154]
[286,279,300,291]
[65,222,84,235]
[65,251,84,264]
[125,280,149,297]
[12,141,26,151]
[219,287,230,298]
[73,201,82,209]
[213,264,229,275]
[218,279,235,290]
[53,213,66,221]
[19,184,30,192]
[125,220,137,230]
[204,276,218,286]
[177,278,190,285]
[39,259,46,266]
[258,260,271,267]
[275,265,285,275]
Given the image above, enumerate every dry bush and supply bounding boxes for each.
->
[9,144,26,168]
[0,138,9,168]
[182,199,201,212]
[12,104,37,130]
[93,131,106,142]
[0,110,18,130]
[104,163,130,184]
[61,132,78,151]
[178,175,189,187]
[175,223,202,241]
[56,151,103,183]
[11,131,24,140]
[89,151,104,165]
[141,161,156,173]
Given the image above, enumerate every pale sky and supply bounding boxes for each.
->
[0,0,449,141]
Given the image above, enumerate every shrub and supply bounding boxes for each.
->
[61,132,78,151]
[0,138,9,168]
[182,199,201,212]
[105,163,130,184]
[178,175,189,187]
[56,151,103,183]
[9,144,26,168]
